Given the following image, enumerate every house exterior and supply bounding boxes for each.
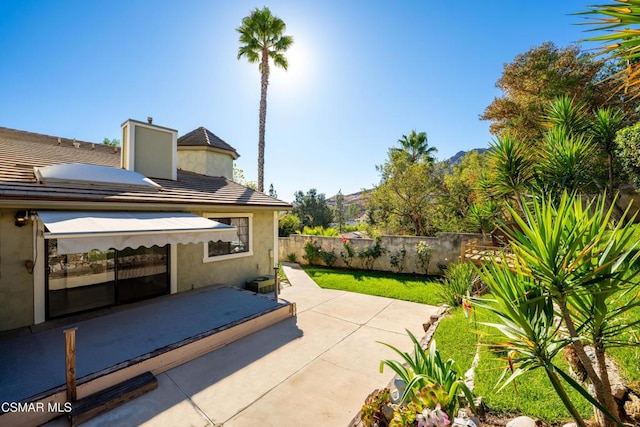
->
[0,119,290,332]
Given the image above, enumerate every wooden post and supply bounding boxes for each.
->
[273,266,279,301]
[64,327,78,402]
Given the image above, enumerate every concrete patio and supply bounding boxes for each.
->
[52,263,443,427]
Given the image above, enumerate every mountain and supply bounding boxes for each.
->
[445,148,489,165]
[326,190,369,220]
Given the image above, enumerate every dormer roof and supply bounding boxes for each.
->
[178,127,239,159]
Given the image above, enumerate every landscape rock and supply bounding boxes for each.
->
[562,423,578,427]
[506,416,537,427]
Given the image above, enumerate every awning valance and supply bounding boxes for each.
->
[38,211,238,253]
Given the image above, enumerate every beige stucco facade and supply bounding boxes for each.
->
[0,209,35,330]
[177,210,276,290]
[177,148,234,180]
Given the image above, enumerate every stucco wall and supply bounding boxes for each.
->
[177,210,275,290]
[177,149,233,179]
[0,210,35,330]
[278,233,491,275]
[134,126,174,180]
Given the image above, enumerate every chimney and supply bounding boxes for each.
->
[121,119,177,180]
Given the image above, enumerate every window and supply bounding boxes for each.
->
[204,214,252,261]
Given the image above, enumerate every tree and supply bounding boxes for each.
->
[278,213,301,237]
[232,163,257,190]
[590,107,627,197]
[390,130,437,164]
[615,122,640,187]
[333,190,346,232]
[346,203,360,222]
[103,137,120,147]
[292,189,333,228]
[237,7,293,193]
[481,42,623,142]
[368,154,443,236]
[268,183,277,198]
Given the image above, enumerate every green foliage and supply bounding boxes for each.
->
[390,130,437,164]
[302,239,322,265]
[340,238,355,268]
[286,253,297,263]
[278,213,301,237]
[389,247,407,273]
[368,140,444,236]
[296,225,339,236]
[378,331,475,416]
[232,163,258,190]
[476,192,640,425]
[102,137,120,147]
[333,190,346,232]
[485,134,534,208]
[292,188,333,228]
[303,266,441,305]
[357,237,386,270]
[436,262,477,307]
[302,238,336,266]
[268,183,277,198]
[415,241,434,275]
[616,122,640,187]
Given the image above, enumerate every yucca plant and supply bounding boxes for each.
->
[436,262,478,307]
[578,1,640,97]
[490,192,639,427]
[378,330,475,416]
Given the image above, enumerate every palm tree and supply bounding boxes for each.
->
[237,7,293,192]
[544,96,589,136]
[391,130,437,164]
[590,107,627,197]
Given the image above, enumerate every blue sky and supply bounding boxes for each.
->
[1,1,591,202]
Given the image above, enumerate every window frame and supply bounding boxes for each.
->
[202,213,253,262]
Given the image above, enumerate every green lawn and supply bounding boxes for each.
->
[302,266,441,305]
[433,305,592,424]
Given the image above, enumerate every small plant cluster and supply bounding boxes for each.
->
[361,386,451,427]
[302,239,336,267]
[340,237,355,268]
[389,247,407,273]
[415,241,433,275]
[296,225,340,236]
[362,331,472,427]
[436,262,478,307]
[358,237,387,270]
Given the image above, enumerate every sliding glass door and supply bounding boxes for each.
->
[46,240,169,319]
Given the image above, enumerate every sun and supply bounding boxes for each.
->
[270,36,312,93]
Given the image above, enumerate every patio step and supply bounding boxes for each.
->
[70,371,157,426]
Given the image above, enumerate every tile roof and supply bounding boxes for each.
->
[177,127,239,159]
[0,127,289,209]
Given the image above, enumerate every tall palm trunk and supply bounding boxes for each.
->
[258,47,270,193]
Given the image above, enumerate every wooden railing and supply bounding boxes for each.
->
[462,239,514,266]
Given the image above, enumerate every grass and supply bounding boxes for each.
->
[433,304,592,424]
[301,266,441,305]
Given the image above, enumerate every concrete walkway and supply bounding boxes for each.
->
[62,264,443,427]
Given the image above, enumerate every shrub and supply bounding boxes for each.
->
[296,225,340,236]
[436,262,477,307]
[389,247,407,273]
[358,237,386,270]
[378,331,474,416]
[319,249,337,267]
[286,253,297,263]
[340,237,355,268]
[302,239,323,265]
[361,388,391,427]
[415,241,434,274]
[616,122,640,187]
[278,213,301,237]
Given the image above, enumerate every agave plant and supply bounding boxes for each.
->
[378,330,475,416]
